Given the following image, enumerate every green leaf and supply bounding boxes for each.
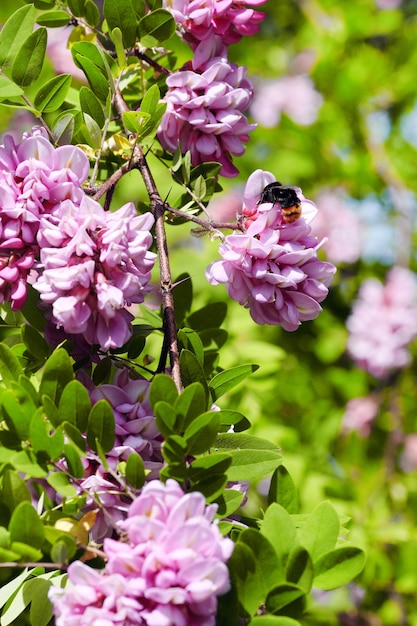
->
[9,501,45,548]
[215,432,282,452]
[58,379,91,431]
[184,410,222,455]
[175,382,208,430]
[155,401,178,437]
[138,8,176,46]
[29,579,53,626]
[188,452,232,479]
[79,86,105,128]
[34,74,72,113]
[10,450,48,478]
[0,4,36,71]
[191,473,228,502]
[265,583,306,618]
[260,503,297,575]
[47,472,77,498]
[286,547,314,593]
[21,323,49,360]
[84,0,101,27]
[79,113,102,149]
[214,488,245,518]
[0,568,32,611]
[229,529,283,616]
[178,328,205,367]
[64,442,85,479]
[104,0,138,47]
[29,408,64,459]
[225,449,283,482]
[1,386,35,440]
[180,349,208,396]
[187,302,227,331]
[299,501,340,562]
[74,53,110,102]
[0,75,24,99]
[39,348,74,405]
[209,364,259,401]
[268,466,299,514]
[11,28,47,87]
[36,10,71,27]
[313,547,366,590]
[125,452,146,488]
[62,421,86,452]
[173,273,193,326]
[68,0,86,17]
[141,83,161,114]
[162,435,187,463]
[149,373,179,409]
[52,112,75,144]
[86,399,115,453]
[249,616,302,626]
[0,342,24,384]
[0,470,31,515]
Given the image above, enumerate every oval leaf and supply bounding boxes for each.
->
[12,28,47,87]
[34,74,72,112]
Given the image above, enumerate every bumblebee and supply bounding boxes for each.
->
[258,181,302,224]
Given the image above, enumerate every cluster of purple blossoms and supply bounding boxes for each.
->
[49,479,234,626]
[0,128,89,310]
[34,196,156,350]
[67,370,163,541]
[206,169,336,330]
[163,0,267,47]
[158,38,256,178]
[346,266,417,378]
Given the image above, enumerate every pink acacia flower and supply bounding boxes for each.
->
[34,197,156,350]
[342,396,379,437]
[346,266,417,378]
[158,38,256,178]
[49,480,234,626]
[163,0,267,47]
[0,128,89,309]
[206,169,336,330]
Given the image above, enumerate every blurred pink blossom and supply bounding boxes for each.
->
[342,396,379,437]
[400,434,417,472]
[375,0,402,9]
[207,188,244,222]
[250,75,323,128]
[49,479,234,626]
[310,190,362,264]
[158,38,256,177]
[163,0,267,47]
[206,169,336,330]
[46,27,87,82]
[347,267,417,378]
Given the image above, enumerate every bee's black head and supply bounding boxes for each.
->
[259,182,300,208]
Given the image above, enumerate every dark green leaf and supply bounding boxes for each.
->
[178,328,204,367]
[74,54,110,102]
[84,0,101,27]
[149,373,179,409]
[0,4,36,71]
[9,501,45,548]
[50,535,77,565]
[225,449,283,482]
[104,0,138,47]
[215,432,282,451]
[209,364,259,401]
[155,401,178,437]
[265,583,306,618]
[29,408,64,459]
[39,348,74,405]
[86,399,115,453]
[1,386,35,440]
[180,349,208,396]
[184,410,221,455]
[214,488,245,518]
[79,85,105,128]
[191,473,228,502]
[52,112,75,144]
[138,9,176,46]
[34,74,72,113]
[187,302,227,331]
[125,452,146,488]
[0,342,24,384]
[286,547,314,593]
[64,442,85,479]
[173,273,193,326]
[175,382,208,430]
[313,547,366,590]
[0,470,31,514]
[189,452,232,479]
[68,0,86,17]
[21,323,49,360]
[12,28,47,87]
[36,10,71,27]
[58,379,91,431]
[162,435,187,463]
[268,466,300,514]
[62,421,87,452]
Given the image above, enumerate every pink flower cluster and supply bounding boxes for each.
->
[342,395,379,437]
[0,128,156,350]
[346,266,417,378]
[0,128,89,310]
[206,169,336,330]
[34,196,155,350]
[158,39,256,177]
[163,0,267,47]
[49,479,234,626]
